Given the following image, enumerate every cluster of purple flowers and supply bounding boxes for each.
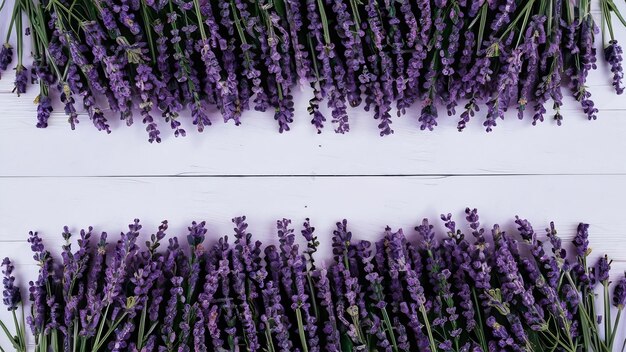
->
[0,0,625,140]
[2,212,626,351]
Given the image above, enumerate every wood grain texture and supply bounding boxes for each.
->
[1,175,625,256]
[1,90,626,176]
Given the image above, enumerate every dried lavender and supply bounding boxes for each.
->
[1,214,625,351]
[1,258,21,312]
[605,40,624,95]
[1,0,623,137]
[0,43,13,74]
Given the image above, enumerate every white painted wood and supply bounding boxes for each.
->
[1,175,625,259]
[1,91,626,176]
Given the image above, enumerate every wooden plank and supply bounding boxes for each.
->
[1,97,626,176]
[1,175,625,247]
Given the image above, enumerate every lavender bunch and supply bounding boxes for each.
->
[2,213,626,351]
[1,0,625,138]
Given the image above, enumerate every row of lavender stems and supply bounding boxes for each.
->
[1,211,625,351]
[0,0,624,141]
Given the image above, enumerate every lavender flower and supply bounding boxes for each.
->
[574,17,599,120]
[2,258,20,311]
[13,65,27,96]
[313,266,340,351]
[419,101,438,131]
[573,223,590,258]
[136,64,162,142]
[161,276,183,348]
[0,0,622,138]
[614,273,626,308]
[605,40,624,94]
[103,220,141,306]
[0,43,13,73]
[486,316,517,349]
[35,94,53,128]
[3,214,624,351]
[597,255,611,283]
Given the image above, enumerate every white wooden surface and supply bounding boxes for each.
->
[1,1,626,349]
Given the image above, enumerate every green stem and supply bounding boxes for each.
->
[316,0,331,45]
[264,322,276,352]
[472,289,488,352]
[579,300,592,352]
[40,332,47,352]
[191,0,206,39]
[499,0,536,42]
[610,309,622,350]
[515,1,532,48]
[72,319,78,352]
[93,304,110,350]
[476,4,487,54]
[140,0,156,63]
[605,282,612,347]
[306,271,320,320]
[51,329,59,352]
[93,312,128,352]
[143,321,159,340]
[137,303,148,350]
[11,310,24,351]
[295,307,309,352]
[608,0,626,27]
[20,306,25,352]
[547,0,553,34]
[49,0,84,24]
[579,0,589,20]
[419,304,437,352]
[79,337,87,352]
[0,319,19,350]
[380,306,398,352]
[15,0,23,65]
[4,0,19,43]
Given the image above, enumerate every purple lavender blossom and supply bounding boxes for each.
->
[0,43,13,73]
[13,65,28,96]
[136,64,162,142]
[573,223,590,258]
[261,279,293,351]
[36,94,53,128]
[2,258,21,311]
[103,220,141,306]
[491,0,516,32]
[419,101,438,131]
[313,266,340,350]
[605,40,624,94]
[3,215,624,351]
[574,18,599,120]
[161,276,183,348]
[597,255,611,283]
[614,273,626,308]
[275,94,295,133]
